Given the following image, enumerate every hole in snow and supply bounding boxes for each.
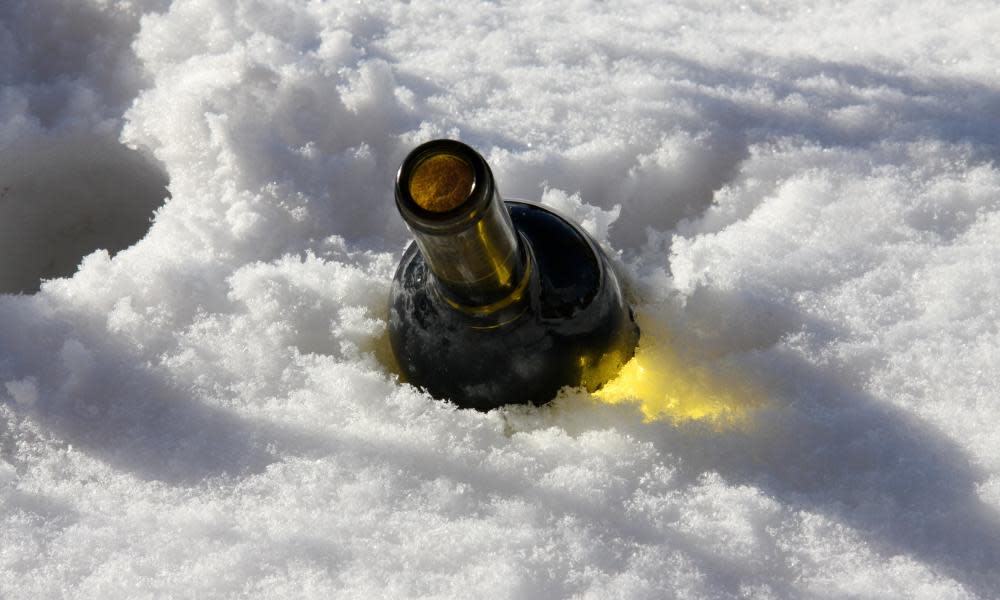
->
[0,132,169,294]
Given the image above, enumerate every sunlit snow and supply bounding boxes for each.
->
[2,0,1000,598]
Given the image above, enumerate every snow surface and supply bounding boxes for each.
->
[2,0,1000,597]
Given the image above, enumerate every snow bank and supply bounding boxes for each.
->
[2,0,999,598]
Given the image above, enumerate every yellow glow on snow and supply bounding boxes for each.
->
[593,316,761,426]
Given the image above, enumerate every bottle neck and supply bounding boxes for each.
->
[395,140,530,311]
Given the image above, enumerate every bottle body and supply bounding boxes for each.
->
[389,140,638,411]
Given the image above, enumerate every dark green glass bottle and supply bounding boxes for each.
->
[388,139,639,411]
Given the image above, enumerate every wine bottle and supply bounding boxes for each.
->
[388,139,639,411]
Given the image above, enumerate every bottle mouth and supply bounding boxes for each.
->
[395,139,494,235]
[409,153,474,213]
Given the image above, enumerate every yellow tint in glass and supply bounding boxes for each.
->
[409,153,474,213]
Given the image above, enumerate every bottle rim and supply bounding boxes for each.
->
[394,139,495,235]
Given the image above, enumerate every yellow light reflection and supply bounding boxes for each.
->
[593,315,762,427]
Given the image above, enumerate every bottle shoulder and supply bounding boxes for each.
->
[506,201,602,320]
[392,201,606,326]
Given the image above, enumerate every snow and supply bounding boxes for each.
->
[2,0,1000,597]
